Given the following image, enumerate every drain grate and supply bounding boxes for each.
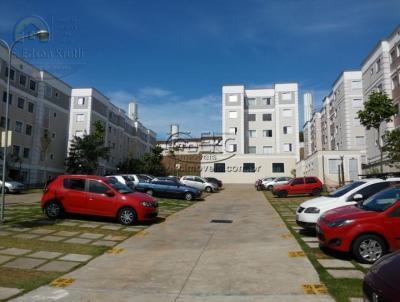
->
[210,219,233,223]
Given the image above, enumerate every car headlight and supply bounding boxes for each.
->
[328,219,354,228]
[141,201,155,207]
[304,207,320,214]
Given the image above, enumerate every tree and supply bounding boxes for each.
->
[142,146,166,176]
[65,121,110,174]
[383,128,400,168]
[357,92,397,173]
[117,156,145,174]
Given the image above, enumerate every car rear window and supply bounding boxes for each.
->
[63,178,85,191]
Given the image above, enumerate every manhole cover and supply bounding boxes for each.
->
[210,219,233,223]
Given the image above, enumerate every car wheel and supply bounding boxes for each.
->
[312,188,321,196]
[146,189,153,196]
[184,192,193,201]
[277,190,288,198]
[267,185,273,191]
[44,200,63,219]
[118,207,137,225]
[205,186,212,193]
[352,234,387,264]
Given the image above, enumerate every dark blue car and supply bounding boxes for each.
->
[135,179,202,200]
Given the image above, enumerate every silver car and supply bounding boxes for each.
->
[0,178,25,193]
[180,176,218,193]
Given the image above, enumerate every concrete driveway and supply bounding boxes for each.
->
[13,185,333,302]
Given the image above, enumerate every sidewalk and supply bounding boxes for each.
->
[13,185,334,302]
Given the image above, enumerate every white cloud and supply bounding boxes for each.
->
[138,86,172,98]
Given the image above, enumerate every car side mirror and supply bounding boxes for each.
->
[105,190,115,197]
[353,194,363,202]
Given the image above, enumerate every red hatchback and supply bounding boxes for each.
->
[41,175,158,225]
[317,186,400,264]
[273,177,323,198]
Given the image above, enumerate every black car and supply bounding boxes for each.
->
[205,177,223,188]
[135,179,202,201]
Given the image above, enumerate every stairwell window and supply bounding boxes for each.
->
[283,126,292,134]
[76,114,85,122]
[283,143,292,152]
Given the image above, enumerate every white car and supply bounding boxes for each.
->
[296,178,400,230]
[262,177,292,191]
[180,176,218,193]
[128,174,154,187]
[105,175,135,189]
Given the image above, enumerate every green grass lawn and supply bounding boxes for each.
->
[0,196,202,300]
[263,191,365,302]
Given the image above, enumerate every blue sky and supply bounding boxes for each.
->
[1,0,400,138]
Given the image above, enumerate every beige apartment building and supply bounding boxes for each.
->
[361,25,400,171]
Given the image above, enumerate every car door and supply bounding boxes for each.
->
[183,177,198,189]
[61,178,87,213]
[305,177,317,193]
[86,180,117,216]
[194,177,206,190]
[386,205,400,249]
[291,178,305,194]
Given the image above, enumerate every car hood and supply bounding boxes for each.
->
[300,196,333,208]
[322,205,379,222]
[128,191,156,202]
[273,184,289,190]
[369,251,400,293]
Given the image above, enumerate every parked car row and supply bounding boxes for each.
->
[0,178,25,193]
[254,177,292,191]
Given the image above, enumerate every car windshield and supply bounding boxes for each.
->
[122,176,133,181]
[328,181,365,197]
[359,187,400,212]
[106,179,133,194]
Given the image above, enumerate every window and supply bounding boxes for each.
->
[328,159,341,174]
[15,121,23,133]
[53,112,57,117]
[248,114,256,121]
[282,109,292,117]
[52,132,56,139]
[12,145,20,156]
[229,111,238,118]
[228,95,238,103]
[283,126,292,134]
[263,129,273,137]
[29,80,36,91]
[76,114,85,122]
[214,163,225,173]
[248,130,256,138]
[0,117,10,128]
[262,98,271,105]
[77,97,85,105]
[17,97,24,109]
[281,92,291,101]
[351,80,362,89]
[25,124,32,136]
[247,98,256,106]
[248,146,256,154]
[376,59,381,72]
[263,146,273,154]
[19,74,27,86]
[4,68,15,80]
[356,136,364,146]
[305,177,317,184]
[50,154,54,160]
[392,75,399,89]
[44,85,52,97]
[63,178,85,191]
[28,102,34,113]
[291,178,304,185]
[88,180,109,194]
[263,113,272,121]
[229,127,237,135]
[2,92,12,104]
[352,99,362,107]
[283,143,292,152]
[243,163,256,173]
[272,163,284,173]
[353,117,360,126]
[390,49,397,63]
[23,147,30,159]
[229,144,237,152]
[354,182,390,201]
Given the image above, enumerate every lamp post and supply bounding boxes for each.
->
[0,30,49,223]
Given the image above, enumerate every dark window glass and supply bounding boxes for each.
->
[0,117,10,128]
[272,163,285,173]
[361,187,400,212]
[17,97,24,109]
[63,178,85,191]
[248,114,256,121]
[28,102,34,113]
[214,163,225,173]
[5,68,15,80]
[305,177,317,184]
[291,178,305,185]
[2,92,12,104]
[19,74,27,86]
[355,182,390,200]
[329,181,364,197]
[23,148,30,159]
[243,163,256,173]
[88,180,109,194]
[263,114,272,121]
[29,80,36,91]
[12,145,20,156]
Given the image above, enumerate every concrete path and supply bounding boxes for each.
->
[13,185,333,302]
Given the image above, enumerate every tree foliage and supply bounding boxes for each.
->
[65,121,110,174]
[383,128,400,167]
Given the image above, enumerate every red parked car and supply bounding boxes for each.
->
[363,250,400,302]
[273,177,323,198]
[317,186,400,264]
[41,175,159,225]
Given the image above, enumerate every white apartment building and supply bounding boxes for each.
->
[0,44,72,186]
[69,88,156,175]
[361,25,400,171]
[202,83,300,183]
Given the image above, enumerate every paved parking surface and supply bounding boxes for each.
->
[13,185,334,302]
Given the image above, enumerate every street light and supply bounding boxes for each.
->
[0,29,50,223]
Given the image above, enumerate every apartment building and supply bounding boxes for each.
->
[202,83,300,183]
[0,44,71,186]
[69,88,156,175]
[361,25,400,171]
